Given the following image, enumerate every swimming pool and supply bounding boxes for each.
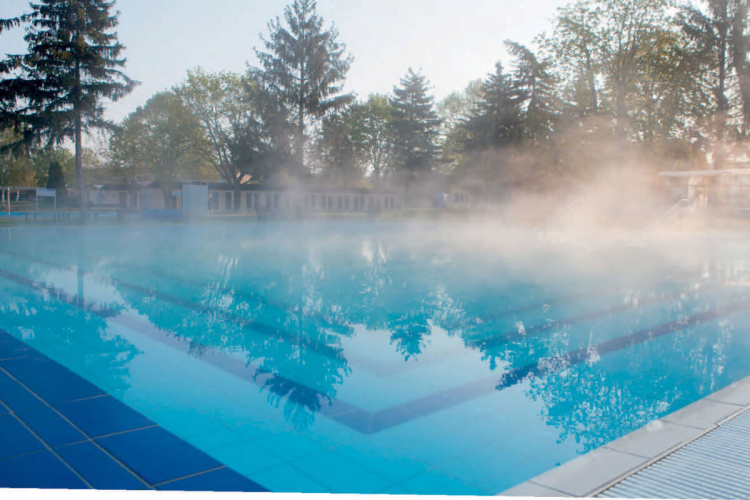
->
[1,221,750,494]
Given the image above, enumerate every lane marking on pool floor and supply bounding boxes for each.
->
[1,258,749,436]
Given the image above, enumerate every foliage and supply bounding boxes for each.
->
[252,0,354,172]
[109,91,213,185]
[176,68,293,203]
[0,0,136,213]
[391,69,442,185]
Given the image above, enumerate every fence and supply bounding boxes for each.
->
[1,187,58,215]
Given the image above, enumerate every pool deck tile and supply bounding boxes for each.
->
[0,413,45,459]
[157,466,270,492]
[661,398,742,429]
[56,442,147,490]
[55,395,155,438]
[705,378,750,407]
[527,448,648,497]
[0,451,88,489]
[16,406,87,448]
[95,426,224,486]
[603,420,705,459]
[502,481,572,497]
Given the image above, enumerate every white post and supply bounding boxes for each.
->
[36,189,39,212]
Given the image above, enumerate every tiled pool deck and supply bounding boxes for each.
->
[0,329,268,492]
[502,375,750,498]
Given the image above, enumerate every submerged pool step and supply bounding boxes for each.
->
[598,408,750,499]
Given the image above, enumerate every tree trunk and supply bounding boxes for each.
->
[75,110,86,222]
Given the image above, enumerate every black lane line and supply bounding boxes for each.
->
[364,297,750,434]
[470,285,722,350]
[0,248,694,378]
[0,266,368,433]
[0,250,348,362]
[1,263,745,436]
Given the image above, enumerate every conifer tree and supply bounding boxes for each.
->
[46,160,66,199]
[391,69,441,187]
[464,62,523,150]
[0,0,136,217]
[253,0,354,175]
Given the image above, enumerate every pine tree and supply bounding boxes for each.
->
[253,0,354,174]
[464,62,523,150]
[391,69,441,187]
[505,41,557,143]
[46,159,66,199]
[0,0,136,217]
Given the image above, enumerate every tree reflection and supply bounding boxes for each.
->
[0,257,137,396]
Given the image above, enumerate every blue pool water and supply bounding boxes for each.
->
[1,222,750,494]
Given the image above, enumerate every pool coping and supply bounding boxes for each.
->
[499,374,750,497]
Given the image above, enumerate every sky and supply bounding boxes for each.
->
[0,0,569,123]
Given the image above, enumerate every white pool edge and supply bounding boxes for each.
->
[499,374,750,498]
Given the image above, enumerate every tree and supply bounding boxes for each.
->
[177,68,293,210]
[315,110,361,187]
[678,0,750,169]
[252,0,354,174]
[505,41,558,143]
[0,0,137,218]
[464,62,524,151]
[46,160,66,199]
[438,80,483,170]
[543,0,673,136]
[109,91,212,192]
[391,69,442,188]
[349,94,398,182]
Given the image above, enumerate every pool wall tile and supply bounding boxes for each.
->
[0,354,105,404]
[95,426,223,486]
[16,406,87,448]
[0,331,273,493]
[0,451,88,489]
[157,467,269,492]
[0,371,44,412]
[0,413,45,459]
[56,442,147,490]
[55,395,155,438]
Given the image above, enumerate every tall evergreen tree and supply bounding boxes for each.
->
[252,0,354,174]
[391,69,441,188]
[464,62,523,150]
[0,0,136,217]
[46,159,66,199]
[505,41,557,143]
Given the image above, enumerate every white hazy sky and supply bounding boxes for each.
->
[0,0,568,122]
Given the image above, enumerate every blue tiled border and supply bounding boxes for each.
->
[0,329,269,492]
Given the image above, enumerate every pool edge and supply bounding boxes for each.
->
[499,375,750,498]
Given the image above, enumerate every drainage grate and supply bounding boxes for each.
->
[599,409,750,499]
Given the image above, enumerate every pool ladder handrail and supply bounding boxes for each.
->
[648,198,692,229]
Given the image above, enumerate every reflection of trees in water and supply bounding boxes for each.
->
[110,251,352,432]
[0,262,137,396]
[485,295,742,454]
